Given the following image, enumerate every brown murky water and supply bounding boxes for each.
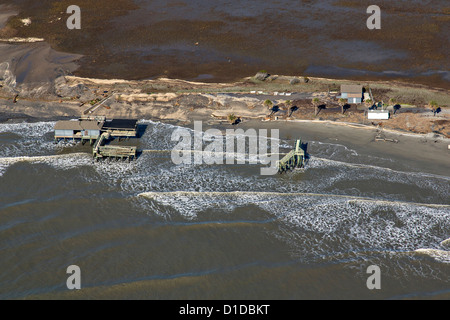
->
[0,120,449,299]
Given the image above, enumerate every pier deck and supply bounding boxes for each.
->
[55,117,139,161]
[93,132,136,161]
[277,139,307,173]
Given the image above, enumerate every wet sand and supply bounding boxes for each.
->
[238,119,450,177]
[1,92,449,178]
[0,1,449,177]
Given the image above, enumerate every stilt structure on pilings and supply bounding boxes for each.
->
[93,132,136,161]
[54,117,139,161]
[277,139,308,174]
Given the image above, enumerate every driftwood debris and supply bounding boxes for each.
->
[375,127,399,143]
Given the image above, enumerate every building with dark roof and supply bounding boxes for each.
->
[54,118,137,140]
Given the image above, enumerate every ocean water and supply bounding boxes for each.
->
[0,120,449,299]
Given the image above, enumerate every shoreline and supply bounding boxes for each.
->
[0,23,448,178]
[0,5,448,140]
[1,110,448,178]
[212,119,450,178]
[1,73,448,135]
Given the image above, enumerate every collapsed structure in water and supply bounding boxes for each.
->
[276,139,308,174]
[54,116,139,161]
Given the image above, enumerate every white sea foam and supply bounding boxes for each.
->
[0,153,91,176]
[310,140,359,157]
[0,121,55,135]
[113,149,450,207]
[1,120,449,269]
[4,118,448,205]
[308,156,450,200]
[0,62,16,88]
[138,191,450,263]
[0,122,58,157]
[311,155,450,181]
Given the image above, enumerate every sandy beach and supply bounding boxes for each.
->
[0,58,449,178]
[239,119,450,177]
[0,2,449,176]
[1,84,449,178]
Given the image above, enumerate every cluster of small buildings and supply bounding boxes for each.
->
[338,84,390,120]
[54,116,138,143]
[54,116,140,161]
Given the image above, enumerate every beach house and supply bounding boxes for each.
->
[339,84,363,104]
[54,119,104,141]
[54,117,138,142]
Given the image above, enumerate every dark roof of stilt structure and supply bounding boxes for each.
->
[102,119,138,131]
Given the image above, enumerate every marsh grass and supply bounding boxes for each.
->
[6,0,138,52]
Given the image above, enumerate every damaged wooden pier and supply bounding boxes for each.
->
[54,117,139,161]
[277,139,308,174]
[92,132,137,161]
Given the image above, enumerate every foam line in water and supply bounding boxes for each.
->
[0,153,89,164]
[0,121,55,135]
[310,140,359,156]
[138,191,450,209]
[136,190,450,264]
[140,148,449,183]
[311,156,450,181]
[142,149,285,155]
[142,149,285,164]
[0,153,91,176]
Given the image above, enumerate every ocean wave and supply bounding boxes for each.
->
[138,119,289,152]
[113,150,450,203]
[0,122,58,157]
[0,153,91,176]
[311,156,450,181]
[0,121,55,135]
[138,190,449,208]
[137,191,450,263]
[310,140,359,157]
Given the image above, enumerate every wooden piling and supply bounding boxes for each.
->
[277,139,307,174]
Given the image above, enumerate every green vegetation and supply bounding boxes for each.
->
[338,98,347,114]
[429,100,441,116]
[6,0,139,53]
[227,113,237,124]
[367,83,449,107]
[89,98,101,105]
[429,100,438,107]
[264,99,273,109]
